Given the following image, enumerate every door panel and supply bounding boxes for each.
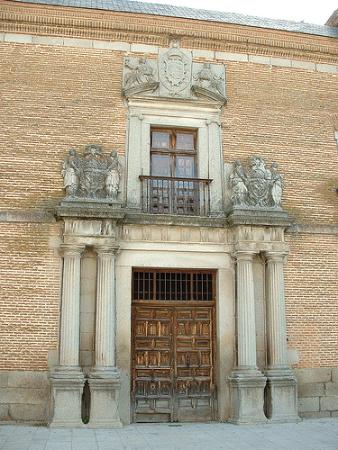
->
[132,304,215,422]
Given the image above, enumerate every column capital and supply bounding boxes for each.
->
[59,243,85,257]
[94,244,120,257]
[264,251,288,263]
[234,250,258,262]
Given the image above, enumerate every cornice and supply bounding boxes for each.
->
[0,1,338,64]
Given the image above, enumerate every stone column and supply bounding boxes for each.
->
[50,243,85,427]
[264,251,298,422]
[88,244,122,428]
[229,250,267,424]
[206,119,224,215]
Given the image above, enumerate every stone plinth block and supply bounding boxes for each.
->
[265,376,299,423]
[88,377,122,428]
[49,376,84,427]
[228,375,267,424]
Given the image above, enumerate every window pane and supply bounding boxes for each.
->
[175,156,195,178]
[152,131,171,149]
[176,133,194,150]
[151,154,171,176]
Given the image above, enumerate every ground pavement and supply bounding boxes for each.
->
[0,418,337,450]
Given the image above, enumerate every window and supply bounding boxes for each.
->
[150,128,197,178]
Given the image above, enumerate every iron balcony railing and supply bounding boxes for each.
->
[139,175,212,216]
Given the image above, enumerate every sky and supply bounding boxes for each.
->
[134,0,337,25]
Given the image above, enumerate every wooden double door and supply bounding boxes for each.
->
[131,303,216,422]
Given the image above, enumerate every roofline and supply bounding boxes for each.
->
[6,0,338,39]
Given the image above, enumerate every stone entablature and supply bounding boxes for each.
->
[1,2,337,64]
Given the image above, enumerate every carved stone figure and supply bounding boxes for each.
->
[123,57,159,97]
[124,56,156,88]
[105,151,121,199]
[61,145,122,201]
[230,160,247,206]
[271,162,283,207]
[61,149,80,197]
[192,63,225,102]
[229,156,283,209]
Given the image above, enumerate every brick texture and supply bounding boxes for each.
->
[0,223,61,370]
[0,3,337,372]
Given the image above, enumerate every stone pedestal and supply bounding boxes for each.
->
[265,377,298,423]
[50,244,85,427]
[229,251,266,424]
[88,377,122,428]
[89,244,122,427]
[50,376,84,427]
[229,376,267,424]
[264,251,298,422]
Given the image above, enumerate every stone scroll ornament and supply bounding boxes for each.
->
[229,156,283,209]
[61,145,121,200]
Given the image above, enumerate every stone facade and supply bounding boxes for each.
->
[0,0,337,426]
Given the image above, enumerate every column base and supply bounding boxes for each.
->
[49,370,85,427]
[228,373,267,425]
[88,377,122,428]
[265,373,299,423]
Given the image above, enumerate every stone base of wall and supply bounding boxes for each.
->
[0,371,49,425]
[295,367,338,418]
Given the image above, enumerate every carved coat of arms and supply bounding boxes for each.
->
[229,156,283,209]
[159,45,191,95]
[62,145,122,200]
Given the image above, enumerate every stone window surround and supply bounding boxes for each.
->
[125,99,224,215]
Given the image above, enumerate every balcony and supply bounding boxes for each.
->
[139,175,212,216]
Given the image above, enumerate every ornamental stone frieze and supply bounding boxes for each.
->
[61,144,122,202]
[122,41,226,104]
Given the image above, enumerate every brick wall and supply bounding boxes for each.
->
[0,2,337,375]
[0,223,61,370]
[285,233,338,368]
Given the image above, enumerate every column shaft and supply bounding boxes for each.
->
[265,252,289,371]
[236,252,258,370]
[59,244,84,368]
[92,245,118,376]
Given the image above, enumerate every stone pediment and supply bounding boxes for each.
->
[122,42,226,104]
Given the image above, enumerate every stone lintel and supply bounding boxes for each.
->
[55,202,126,221]
[125,211,227,228]
[227,207,292,227]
